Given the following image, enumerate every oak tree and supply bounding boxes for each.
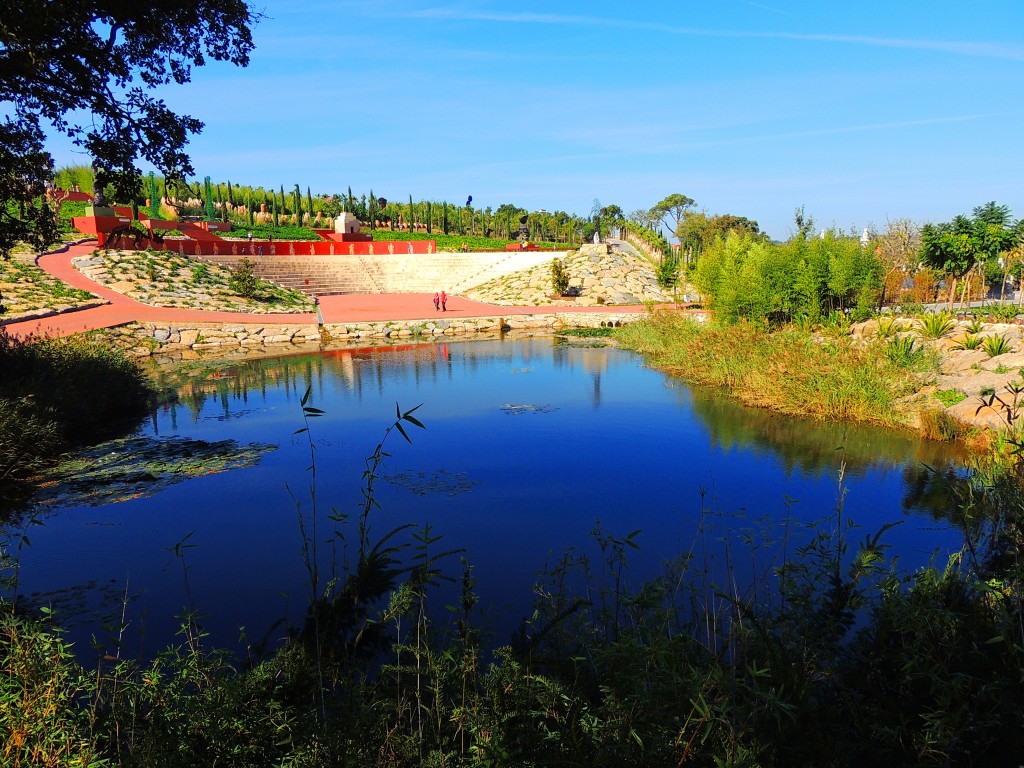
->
[0,0,258,257]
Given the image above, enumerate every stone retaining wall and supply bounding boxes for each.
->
[98,310,685,357]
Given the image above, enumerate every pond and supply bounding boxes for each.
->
[7,337,967,658]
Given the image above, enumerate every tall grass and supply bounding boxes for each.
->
[3,386,1024,765]
[614,312,934,428]
[0,330,152,483]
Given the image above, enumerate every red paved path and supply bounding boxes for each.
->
[3,241,649,340]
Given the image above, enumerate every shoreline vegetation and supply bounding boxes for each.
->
[613,312,929,430]
[2,362,1023,765]
[2,309,1024,764]
[3,208,1024,763]
[0,330,153,494]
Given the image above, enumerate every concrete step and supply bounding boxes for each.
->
[191,250,562,294]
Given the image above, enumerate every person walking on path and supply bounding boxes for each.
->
[441,290,448,311]
[433,291,440,311]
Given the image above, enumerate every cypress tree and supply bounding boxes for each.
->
[227,180,234,206]
[279,185,286,219]
[426,201,432,234]
[368,189,376,229]
[147,172,159,220]
[293,184,301,224]
[347,186,355,214]
[203,176,214,220]
[442,203,448,235]
[307,187,314,224]
[409,194,414,231]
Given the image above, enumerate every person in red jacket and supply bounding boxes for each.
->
[440,291,448,311]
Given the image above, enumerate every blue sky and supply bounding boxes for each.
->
[50,1,1024,240]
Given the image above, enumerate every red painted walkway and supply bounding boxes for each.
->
[3,241,649,340]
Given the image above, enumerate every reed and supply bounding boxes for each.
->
[614,312,934,428]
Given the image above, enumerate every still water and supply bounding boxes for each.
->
[11,338,966,657]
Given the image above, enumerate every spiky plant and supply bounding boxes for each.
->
[954,334,984,350]
[915,310,957,339]
[982,334,1013,358]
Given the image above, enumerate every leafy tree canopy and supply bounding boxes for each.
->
[0,0,258,257]
[650,193,695,235]
[919,203,1019,308]
[678,210,764,257]
[920,203,1019,277]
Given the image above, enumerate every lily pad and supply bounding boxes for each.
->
[385,468,479,496]
[31,435,276,507]
[19,578,141,629]
[500,404,558,415]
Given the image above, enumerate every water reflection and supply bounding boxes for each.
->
[7,338,970,657]
[683,382,965,481]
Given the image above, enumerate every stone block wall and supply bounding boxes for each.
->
[96,309,689,358]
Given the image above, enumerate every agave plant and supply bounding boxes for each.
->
[982,334,1014,358]
[983,303,1020,323]
[874,316,903,340]
[885,335,921,367]
[965,319,985,335]
[954,334,984,350]
[915,310,957,339]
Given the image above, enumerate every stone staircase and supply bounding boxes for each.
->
[194,251,561,295]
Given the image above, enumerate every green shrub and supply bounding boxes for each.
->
[0,330,151,481]
[655,255,679,288]
[792,312,816,333]
[556,327,615,338]
[691,230,882,325]
[982,334,1013,358]
[934,388,967,407]
[0,612,104,767]
[229,258,260,298]
[191,262,209,283]
[550,258,569,296]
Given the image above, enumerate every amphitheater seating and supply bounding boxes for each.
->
[194,250,560,295]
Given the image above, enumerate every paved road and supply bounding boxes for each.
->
[3,241,649,340]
